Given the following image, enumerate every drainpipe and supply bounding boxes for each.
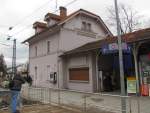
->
[139,61,143,87]
[96,51,99,92]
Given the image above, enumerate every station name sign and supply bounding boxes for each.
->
[102,43,131,54]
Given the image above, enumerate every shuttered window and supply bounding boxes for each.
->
[69,67,89,81]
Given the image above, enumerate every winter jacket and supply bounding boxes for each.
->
[10,74,25,91]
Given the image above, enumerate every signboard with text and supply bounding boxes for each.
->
[127,77,136,94]
[102,43,130,54]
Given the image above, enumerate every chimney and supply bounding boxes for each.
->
[59,6,67,19]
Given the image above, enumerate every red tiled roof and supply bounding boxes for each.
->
[44,13,61,21]
[33,21,47,29]
[105,27,150,43]
[58,9,113,36]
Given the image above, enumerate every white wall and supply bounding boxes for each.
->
[64,53,94,92]
[63,15,107,37]
[59,15,107,52]
[57,14,108,92]
[29,33,59,88]
[29,12,110,91]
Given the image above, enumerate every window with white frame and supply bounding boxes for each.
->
[81,21,92,32]
[35,66,37,80]
[47,65,50,80]
[87,23,91,31]
[81,21,86,31]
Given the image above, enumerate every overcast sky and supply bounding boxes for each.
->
[0,0,150,66]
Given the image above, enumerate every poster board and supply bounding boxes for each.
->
[141,84,149,96]
[127,77,136,95]
[149,84,150,96]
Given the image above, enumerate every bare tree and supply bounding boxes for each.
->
[0,54,7,78]
[106,3,142,34]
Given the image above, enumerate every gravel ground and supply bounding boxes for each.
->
[0,104,82,113]
[0,104,113,113]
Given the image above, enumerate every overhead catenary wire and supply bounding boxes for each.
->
[0,25,11,28]
[12,0,54,28]
[0,42,11,47]
[11,0,79,37]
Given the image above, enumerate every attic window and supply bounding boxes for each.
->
[81,21,92,32]
[87,23,91,31]
[82,21,86,31]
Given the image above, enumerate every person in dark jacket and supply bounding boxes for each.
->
[10,72,25,113]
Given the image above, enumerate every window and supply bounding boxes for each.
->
[81,21,92,32]
[35,46,37,56]
[81,21,86,31]
[47,65,50,80]
[69,67,89,81]
[47,41,50,53]
[35,66,37,80]
[87,23,91,31]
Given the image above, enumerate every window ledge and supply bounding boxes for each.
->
[69,80,89,83]
[75,28,97,38]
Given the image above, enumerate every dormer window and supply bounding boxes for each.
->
[81,21,92,32]
[33,22,47,34]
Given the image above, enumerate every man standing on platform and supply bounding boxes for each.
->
[9,71,25,113]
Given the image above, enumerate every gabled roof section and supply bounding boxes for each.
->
[58,9,113,36]
[23,7,113,43]
[23,25,60,43]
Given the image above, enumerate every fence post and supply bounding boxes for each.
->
[137,97,140,113]
[83,94,87,112]
[129,97,132,113]
[49,88,51,105]
[43,88,45,103]
[40,88,43,102]
[58,88,61,105]
[28,87,30,100]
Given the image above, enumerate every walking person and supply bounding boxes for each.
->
[9,71,25,113]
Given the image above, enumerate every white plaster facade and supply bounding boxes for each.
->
[25,8,112,92]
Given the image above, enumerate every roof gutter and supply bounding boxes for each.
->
[22,25,61,44]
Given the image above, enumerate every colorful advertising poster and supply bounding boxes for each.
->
[127,77,136,94]
[141,84,149,96]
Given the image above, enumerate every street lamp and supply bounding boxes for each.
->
[114,0,126,113]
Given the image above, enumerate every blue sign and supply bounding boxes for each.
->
[102,43,131,54]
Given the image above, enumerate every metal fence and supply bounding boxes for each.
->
[21,86,150,113]
[0,88,11,109]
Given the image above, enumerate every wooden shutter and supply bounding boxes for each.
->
[69,67,89,81]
